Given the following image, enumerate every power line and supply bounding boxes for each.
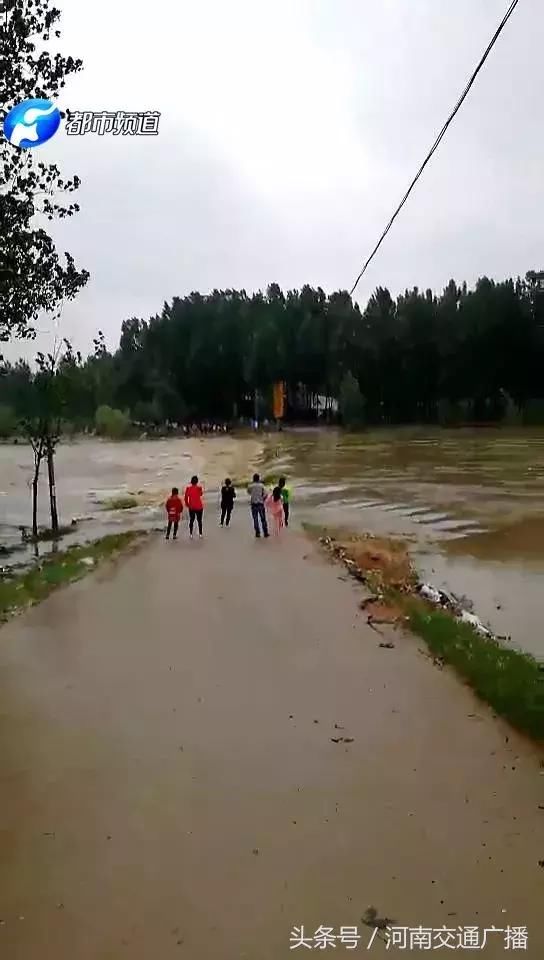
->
[349,0,521,297]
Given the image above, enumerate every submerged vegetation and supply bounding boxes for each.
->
[307,525,544,742]
[101,495,138,511]
[0,532,144,624]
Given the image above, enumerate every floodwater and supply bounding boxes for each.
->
[266,428,544,659]
[1,429,544,657]
[0,435,261,561]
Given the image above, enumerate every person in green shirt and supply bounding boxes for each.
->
[278,476,291,527]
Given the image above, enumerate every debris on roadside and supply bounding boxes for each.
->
[359,596,382,610]
[369,614,398,627]
[417,582,448,606]
[317,532,502,650]
[459,610,492,637]
[417,581,495,639]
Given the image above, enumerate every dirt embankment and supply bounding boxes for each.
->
[315,529,414,623]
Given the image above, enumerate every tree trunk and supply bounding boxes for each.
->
[46,445,59,533]
[31,469,39,539]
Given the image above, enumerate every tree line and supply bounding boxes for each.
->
[2,275,544,438]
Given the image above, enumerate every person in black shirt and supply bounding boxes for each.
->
[220,478,236,527]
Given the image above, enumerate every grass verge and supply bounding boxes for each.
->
[0,531,144,624]
[404,596,544,740]
[305,524,544,742]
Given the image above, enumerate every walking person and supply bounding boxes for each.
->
[165,486,183,540]
[247,473,269,539]
[220,478,236,527]
[184,475,204,538]
[278,476,291,527]
[266,486,284,536]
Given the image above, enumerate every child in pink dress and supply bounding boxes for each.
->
[266,486,284,536]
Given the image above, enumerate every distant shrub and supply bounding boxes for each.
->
[95,405,131,438]
[102,495,138,510]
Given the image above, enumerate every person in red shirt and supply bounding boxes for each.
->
[165,486,183,540]
[184,475,204,538]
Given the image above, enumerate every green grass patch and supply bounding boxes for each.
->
[101,495,138,510]
[403,596,544,741]
[0,531,144,624]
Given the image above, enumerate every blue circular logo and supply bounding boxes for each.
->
[3,98,61,149]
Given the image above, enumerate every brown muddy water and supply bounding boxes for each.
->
[264,428,544,660]
[1,429,544,659]
[0,435,261,562]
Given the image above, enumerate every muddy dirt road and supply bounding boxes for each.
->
[0,516,543,958]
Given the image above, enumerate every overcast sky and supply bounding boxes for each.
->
[8,0,541,359]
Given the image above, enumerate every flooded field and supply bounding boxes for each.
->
[0,435,261,560]
[1,428,543,659]
[266,427,544,659]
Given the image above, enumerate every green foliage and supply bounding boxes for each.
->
[95,405,131,438]
[339,372,365,428]
[0,403,16,437]
[407,602,544,741]
[133,399,162,425]
[1,0,88,339]
[21,344,76,457]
